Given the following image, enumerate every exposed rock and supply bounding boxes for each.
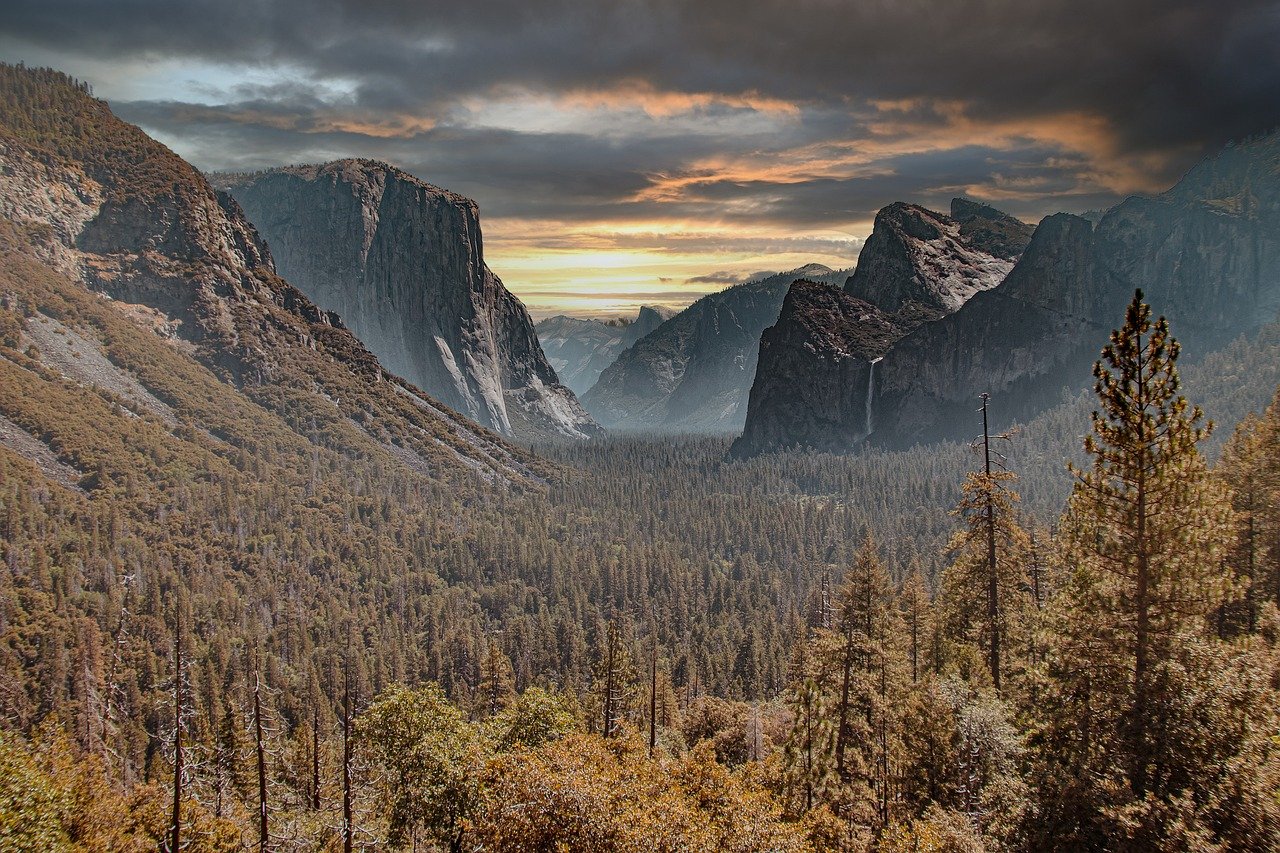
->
[0,65,547,485]
[843,200,1031,315]
[219,160,600,441]
[730,280,901,455]
[536,304,674,395]
[734,131,1280,455]
[732,201,1031,455]
[582,265,848,432]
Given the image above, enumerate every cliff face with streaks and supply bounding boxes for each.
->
[222,160,600,440]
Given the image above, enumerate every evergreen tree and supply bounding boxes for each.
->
[829,535,902,832]
[939,407,1031,692]
[1029,290,1279,851]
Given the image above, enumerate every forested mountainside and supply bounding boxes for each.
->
[536,305,673,396]
[2,65,1279,853]
[219,162,599,441]
[736,130,1280,456]
[581,265,849,432]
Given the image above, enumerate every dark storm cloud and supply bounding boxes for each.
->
[9,0,1278,146]
[5,0,1279,231]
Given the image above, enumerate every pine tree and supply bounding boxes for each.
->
[1029,290,1279,851]
[1068,291,1233,796]
[1217,411,1273,634]
[829,535,901,830]
[478,640,515,719]
[939,398,1031,692]
[781,671,835,815]
[899,566,932,685]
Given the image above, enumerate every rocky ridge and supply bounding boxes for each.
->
[733,131,1280,455]
[536,305,673,396]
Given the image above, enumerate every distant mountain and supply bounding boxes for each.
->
[218,160,600,441]
[536,305,673,395]
[733,131,1280,456]
[0,65,545,485]
[581,264,849,432]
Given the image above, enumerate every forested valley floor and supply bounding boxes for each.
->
[4,291,1280,851]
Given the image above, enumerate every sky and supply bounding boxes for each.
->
[4,1,1279,318]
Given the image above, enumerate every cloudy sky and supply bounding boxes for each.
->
[4,1,1279,317]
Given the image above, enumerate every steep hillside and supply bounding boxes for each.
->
[582,265,848,432]
[219,160,600,441]
[735,134,1280,454]
[536,305,673,395]
[0,66,547,484]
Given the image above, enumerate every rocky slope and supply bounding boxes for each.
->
[581,265,848,432]
[844,199,1032,316]
[734,131,1280,455]
[0,65,547,486]
[219,160,599,441]
[536,305,673,395]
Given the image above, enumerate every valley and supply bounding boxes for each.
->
[1,56,1279,853]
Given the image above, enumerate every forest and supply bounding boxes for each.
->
[4,227,1280,853]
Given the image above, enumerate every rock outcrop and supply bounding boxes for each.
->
[844,199,1032,316]
[536,305,673,395]
[731,200,1032,455]
[220,160,600,441]
[734,131,1280,455]
[0,65,547,484]
[582,265,848,432]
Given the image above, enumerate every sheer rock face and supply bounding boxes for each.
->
[730,280,901,455]
[731,201,1031,456]
[734,132,1280,456]
[582,265,848,433]
[536,305,674,396]
[221,160,600,441]
[0,67,547,484]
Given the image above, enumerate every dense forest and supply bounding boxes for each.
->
[5,268,1280,849]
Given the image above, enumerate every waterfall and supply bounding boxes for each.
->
[865,357,882,438]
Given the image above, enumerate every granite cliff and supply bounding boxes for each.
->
[845,199,1032,317]
[734,132,1280,455]
[732,200,1032,455]
[220,161,599,441]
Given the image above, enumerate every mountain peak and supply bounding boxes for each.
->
[844,199,1028,315]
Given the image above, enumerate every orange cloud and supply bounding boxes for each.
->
[164,103,435,138]
[556,79,801,118]
[634,99,1193,206]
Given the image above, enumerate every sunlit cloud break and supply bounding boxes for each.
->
[5,0,1277,315]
